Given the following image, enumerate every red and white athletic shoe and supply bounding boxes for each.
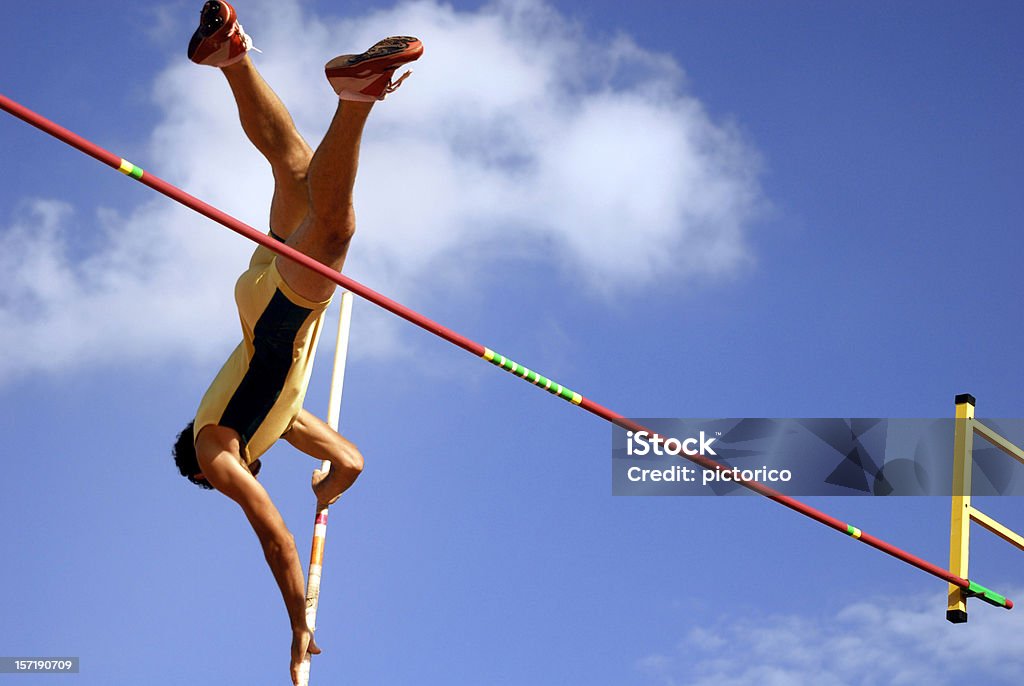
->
[187,1,256,68]
[325,37,424,101]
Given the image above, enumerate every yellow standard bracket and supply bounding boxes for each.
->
[969,507,1024,552]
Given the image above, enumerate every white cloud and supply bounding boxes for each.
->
[636,589,1024,686]
[0,0,764,382]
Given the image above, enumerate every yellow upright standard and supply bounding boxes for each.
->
[948,393,1024,623]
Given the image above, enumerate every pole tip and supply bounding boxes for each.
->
[954,393,976,407]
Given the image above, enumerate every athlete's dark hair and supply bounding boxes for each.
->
[173,421,213,490]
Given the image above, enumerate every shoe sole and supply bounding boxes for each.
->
[188,1,234,61]
[325,37,423,77]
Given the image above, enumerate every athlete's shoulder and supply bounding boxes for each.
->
[195,423,243,460]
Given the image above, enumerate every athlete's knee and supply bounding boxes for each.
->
[309,210,356,244]
[334,220,356,245]
[275,150,313,189]
[341,439,364,476]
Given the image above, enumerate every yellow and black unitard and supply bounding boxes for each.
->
[194,233,332,465]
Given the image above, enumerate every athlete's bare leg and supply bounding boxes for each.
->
[221,56,313,237]
[276,100,373,303]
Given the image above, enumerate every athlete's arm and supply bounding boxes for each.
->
[195,426,321,684]
[284,409,364,507]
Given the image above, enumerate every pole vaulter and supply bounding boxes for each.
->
[0,91,1012,614]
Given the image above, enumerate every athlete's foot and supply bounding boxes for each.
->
[325,36,424,101]
[187,0,256,67]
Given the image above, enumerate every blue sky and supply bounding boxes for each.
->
[1,1,1022,684]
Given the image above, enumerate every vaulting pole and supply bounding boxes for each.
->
[0,92,1012,612]
[297,292,355,686]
